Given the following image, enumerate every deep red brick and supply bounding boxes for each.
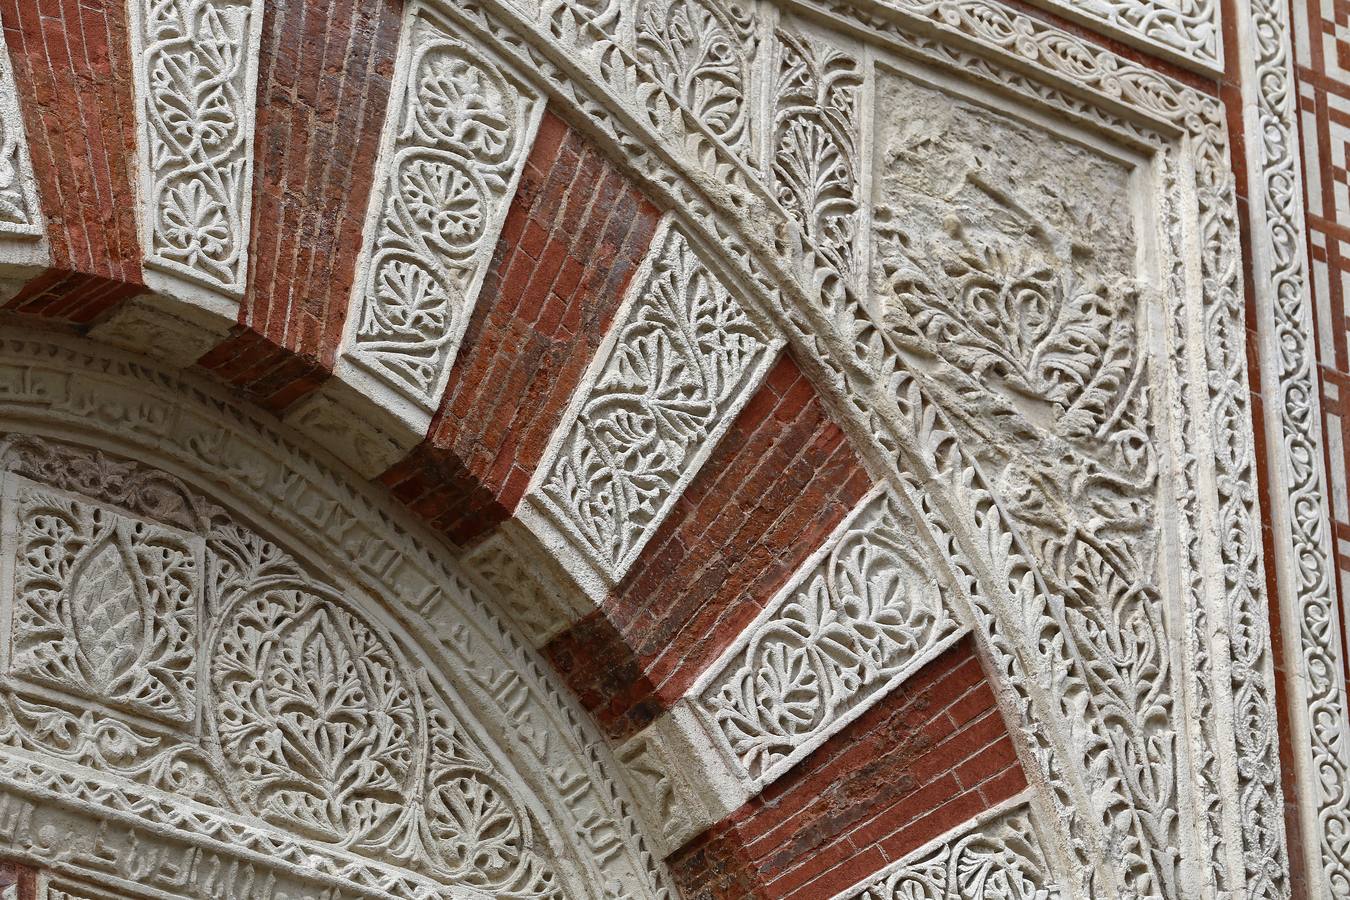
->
[0,0,144,319]
[543,353,873,740]
[381,111,661,546]
[668,636,1024,900]
[222,0,403,404]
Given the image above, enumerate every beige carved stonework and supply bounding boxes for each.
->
[0,335,675,900]
[0,0,1326,890]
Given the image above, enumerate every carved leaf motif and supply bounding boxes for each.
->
[346,16,535,408]
[635,0,755,162]
[703,491,959,783]
[768,26,862,285]
[11,488,199,723]
[852,803,1059,899]
[213,588,416,846]
[538,225,770,578]
[135,0,257,291]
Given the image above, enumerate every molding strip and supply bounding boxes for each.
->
[1238,0,1350,893]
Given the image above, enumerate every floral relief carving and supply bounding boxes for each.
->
[390,0,1286,893]
[766,22,864,288]
[8,485,200,724]
[0,441,568,898]
[1031,0,1219,72]
[0,42,39,237]
[869,70,1181,896]
[633,0,758,164]
[533,222,775,582]
[698,487,965,786]
[843,798,1060,899]
[1237,0,1350,886]
[131,0,262,295]
[342,4,541,412]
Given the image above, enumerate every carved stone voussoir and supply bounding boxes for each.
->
[0,332,678,899]
[524,219,782,595]
[694,485,968,790]
[128,0,265,302]
[336,0,545,423]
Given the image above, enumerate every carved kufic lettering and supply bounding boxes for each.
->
[531,222,776,583]
[129,0,264,295]
[340,2,542,412]
[698,487,965,786]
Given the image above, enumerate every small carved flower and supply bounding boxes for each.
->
[158,177,232,265]
[399,156,485,254]
[415,46,514,163]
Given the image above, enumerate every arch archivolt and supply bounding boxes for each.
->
[0,0,1297,897]
[0,333,673,900]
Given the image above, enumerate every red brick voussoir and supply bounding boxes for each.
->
[544,353,875,741]
[669,636,1026,900]
[381,111,661,546]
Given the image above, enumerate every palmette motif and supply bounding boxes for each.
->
[701,488,964,785]
[344,4,541,412]
[767,23,863,288]
[0,439,565,899]
[845,799,1059,899]
[131,0,262,294]
[535,223,773,582]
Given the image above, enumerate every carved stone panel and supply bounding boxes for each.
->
[0,40,41,240]
[0,434,621,895]
[694,486,967,789]
[338,1,544,417]
[839,795,1061,899]
[631,0,759,166]
[128,0,264,297]
[5,482,201,725]
[765,18,864,289]
[869,65,1188,897]
[525,220,779,590]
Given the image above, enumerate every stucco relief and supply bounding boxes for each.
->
[839,795,1060,899]
[339,2,543,417]
[0,336,676,900]
[865,67,1189,898]
[695,485,967,788]
[127,0,264,298]
[526,221,780,590]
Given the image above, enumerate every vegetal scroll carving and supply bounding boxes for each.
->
[132,0,262,294]
[845,799,1060,899]
[767,22,863,287]
[871,70,1178,895]
[699,488,964,785]
[10,486,200,724]
[634,0,758,164]
[534,222,774,581]
[0,440,565,898]
[344,4,540,411]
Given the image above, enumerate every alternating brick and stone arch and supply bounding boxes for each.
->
[0,0,1338,898]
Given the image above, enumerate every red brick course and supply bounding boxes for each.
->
[0,0,144,316]
[544,353,874,740]
[668,635,1024,900]
[198,0,404,407]
[0,863,34,900]
[381,111,661,544]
